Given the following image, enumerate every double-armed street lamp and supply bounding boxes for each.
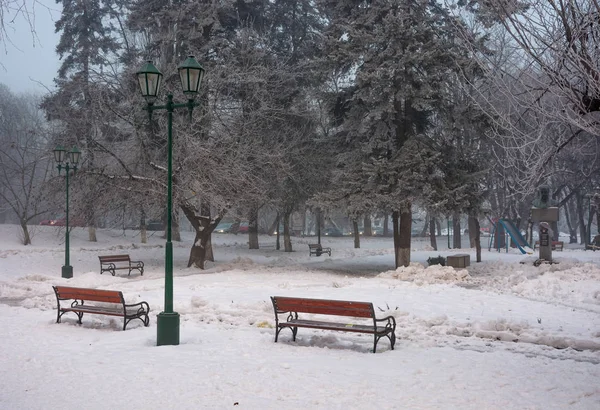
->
[53,145,81,279]
[136,56,205,346]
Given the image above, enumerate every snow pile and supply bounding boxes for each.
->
[379,262,470,284]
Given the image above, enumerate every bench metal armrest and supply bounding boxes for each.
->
[125,300,150,314]
[375,315,396,331]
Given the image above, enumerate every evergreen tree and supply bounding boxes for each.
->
[321,0,464,266]
[42,0,120,241]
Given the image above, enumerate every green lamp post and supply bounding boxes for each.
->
[136,56,205,346]
[53,145,81,279]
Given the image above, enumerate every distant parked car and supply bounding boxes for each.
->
[40,216,85,227]
[322,227,343,237]
[372,227,385,236]
[214,222,233,233]
[146,220,163,231]
[228,221,249,234]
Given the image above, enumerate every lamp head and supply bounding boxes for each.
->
[53,146,66,164]
[136,60,163,104]
[70,146,81,166]
[177,55,205,100]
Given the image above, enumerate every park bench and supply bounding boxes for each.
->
[99,254,144,276]
[533,241,564,251]
[53,285,150,331]
[308,243,331,257]
[270,296,396,353]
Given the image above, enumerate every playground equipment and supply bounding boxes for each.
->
[487,217,533,254]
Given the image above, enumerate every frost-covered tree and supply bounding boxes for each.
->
[320,0,466,267]
[42,0,120,242]
[0,85,52,244]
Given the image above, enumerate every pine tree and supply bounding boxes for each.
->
[321,0,464,266]
[42,0,120,242]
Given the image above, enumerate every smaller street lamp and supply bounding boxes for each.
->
[53,145,81,279]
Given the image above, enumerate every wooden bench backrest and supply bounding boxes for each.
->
[99,255,131,263]
[272,296,374,318]
[53,286,123,304]
[308,244,322,249]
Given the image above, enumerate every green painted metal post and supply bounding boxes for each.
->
[157,94,180,346]
[138,57,203,346]
[61,163,73,279]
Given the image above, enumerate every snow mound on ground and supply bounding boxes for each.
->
[379,262,470,284]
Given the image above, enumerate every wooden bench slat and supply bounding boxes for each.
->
[99,255,131,261]
[55,286,123,303]
[284,319,389,334]
[274,297,373,318]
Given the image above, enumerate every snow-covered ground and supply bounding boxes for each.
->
[1,224,599,409]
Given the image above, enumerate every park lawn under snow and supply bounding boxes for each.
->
[1,224,600,409]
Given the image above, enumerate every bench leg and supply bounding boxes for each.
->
[274,327,281,342]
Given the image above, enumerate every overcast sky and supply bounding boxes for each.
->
[0,0,61,95]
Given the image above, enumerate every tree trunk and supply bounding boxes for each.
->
[564,194,578,244]
[88,226,97,242]
[276,213,281,250]
[393,211,400,268]
[494,220,506,250]
[468,215,482,262]
[572,193,584,245]
[316,208,322,245]
[383,214,389,237]
[429,216,437,251]
[353,220,360,248]
[140,210,147,244]
[435,218,442,236]
[19,220,31,245]
[453,213,461,249]
[249,207,259,249]
[585,205,595,246]
[172,210,181,242]
[596,203,600,235]
[473,216,482,262]
[395,206,412,267]
[363,215,372,236]
[283,211,292,252]
[182,202,221,269]
[550,220,559,242]
[420,213,429,237]
[468,215,477,247]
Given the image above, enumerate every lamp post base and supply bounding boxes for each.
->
[61,265,73,279]
[157,311,180,346]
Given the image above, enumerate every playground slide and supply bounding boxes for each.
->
[499,219,533,254]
